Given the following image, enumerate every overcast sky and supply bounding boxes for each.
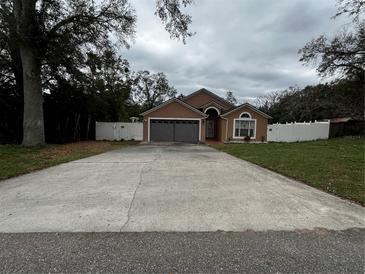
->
[122,0,348,103]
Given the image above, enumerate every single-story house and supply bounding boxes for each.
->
[140,88,272,143]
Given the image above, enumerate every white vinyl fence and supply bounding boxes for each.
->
[267,121,330,142]
[95,122,143,141]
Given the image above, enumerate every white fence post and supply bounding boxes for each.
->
[95,122,143,141]
[267,121,330,142]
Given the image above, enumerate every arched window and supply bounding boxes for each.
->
[240,112,251,119]
[204,106,220,116]
[234,112,256,139]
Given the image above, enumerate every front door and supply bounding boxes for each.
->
[206,119,216,138]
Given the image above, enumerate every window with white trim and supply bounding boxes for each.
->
[234,119,256,138]
[240,112,251,119]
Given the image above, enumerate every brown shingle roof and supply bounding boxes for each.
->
[182,88,235,107]
[221,103,272,119]
[140,98,208,117]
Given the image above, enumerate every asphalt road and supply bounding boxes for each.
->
[1,229,364,273]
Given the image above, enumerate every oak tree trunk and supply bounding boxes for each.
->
[13,0,45,146]
[86,114,91,140]
[20,45,45,146]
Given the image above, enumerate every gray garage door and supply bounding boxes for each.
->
[150,119,199,143]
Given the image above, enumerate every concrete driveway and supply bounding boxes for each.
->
[0,144,364,232]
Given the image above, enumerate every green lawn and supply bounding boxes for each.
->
[0,141,138,180]
[212,138,365,205]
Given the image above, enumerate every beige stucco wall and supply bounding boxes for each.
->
[142,101,206,142]
[223,107,268,141]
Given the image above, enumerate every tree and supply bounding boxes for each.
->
[334,0,365,21]
[0,2,23,143]
[256,81,364,123]
[1,0,193,146]
[132,71,177,109]
[85,50,132,122]
[177,93,185,99]
[42,49,133,143]
[225,90,237,105]
[299,23,365,81]
[9,0,136,146]
[155,0,194,43]
[299,0,365,82]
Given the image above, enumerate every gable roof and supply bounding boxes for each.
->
[199,100,226,110]
[140,98,208,117]
[221,103,272,119]
[182,88,234,108]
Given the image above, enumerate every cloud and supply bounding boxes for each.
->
[121,0,347,103]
